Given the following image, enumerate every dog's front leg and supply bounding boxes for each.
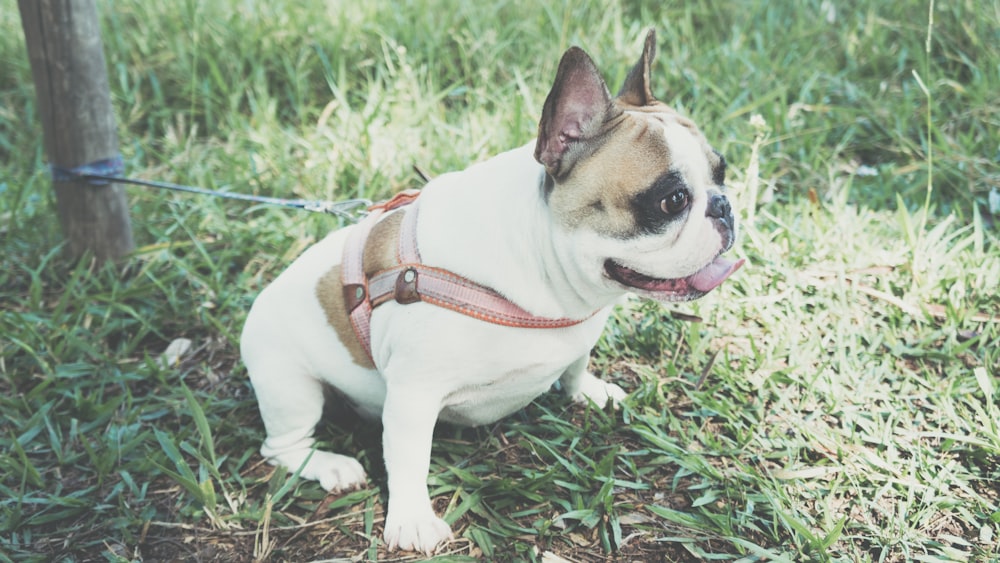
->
[381,384,452,553]
[560,355,627,407]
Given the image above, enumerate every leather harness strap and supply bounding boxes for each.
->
[341,190,589,364]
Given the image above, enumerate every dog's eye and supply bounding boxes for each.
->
[660,190,689,215]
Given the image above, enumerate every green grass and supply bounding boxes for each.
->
[2,0,998,561]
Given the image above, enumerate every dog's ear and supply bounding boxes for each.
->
[617,29,657,106]
[534,47,613,176]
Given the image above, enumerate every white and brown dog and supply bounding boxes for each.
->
[241,29,742,553]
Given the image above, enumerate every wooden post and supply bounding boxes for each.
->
[19,0,134,263]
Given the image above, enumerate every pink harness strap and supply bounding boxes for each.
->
[341,191,589,364]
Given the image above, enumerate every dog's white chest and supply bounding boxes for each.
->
[369,303,611,427]
[437,367,564,426]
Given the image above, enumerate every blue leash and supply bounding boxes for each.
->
[50,155,373,221]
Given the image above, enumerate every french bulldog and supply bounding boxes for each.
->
[240,29,742,554]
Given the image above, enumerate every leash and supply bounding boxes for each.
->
[50,155,373,221]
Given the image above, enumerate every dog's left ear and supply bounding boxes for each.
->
[534,47,613,177]
[616,29,657,106]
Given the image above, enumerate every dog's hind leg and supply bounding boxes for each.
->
[244,350,367,493]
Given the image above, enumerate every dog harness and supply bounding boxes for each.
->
[341,190,589,363]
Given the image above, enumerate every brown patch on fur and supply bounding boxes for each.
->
[315,211,407,368]
[363,211,405,277]
[549,107,670,236]
[316,264,371,367]
[548,98,723,239]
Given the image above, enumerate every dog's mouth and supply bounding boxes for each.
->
[604,256,745,301]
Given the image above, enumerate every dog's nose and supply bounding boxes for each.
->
[706,193,731,219]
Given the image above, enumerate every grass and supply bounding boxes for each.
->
[1,0,998,561]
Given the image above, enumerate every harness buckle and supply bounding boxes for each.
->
[394,267,421,305]
[343,283,367,313]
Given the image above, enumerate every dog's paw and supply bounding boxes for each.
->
[570,374,627,408]
[271,450,367,493]
[383,509,453,554]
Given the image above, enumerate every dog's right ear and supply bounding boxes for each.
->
[617,29,657,106]
[534,47,613,177]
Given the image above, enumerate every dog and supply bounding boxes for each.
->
[240,29,742,554]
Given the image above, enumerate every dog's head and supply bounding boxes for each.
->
[535,29,743,303]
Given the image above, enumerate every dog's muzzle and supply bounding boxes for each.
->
[707,192,736,248]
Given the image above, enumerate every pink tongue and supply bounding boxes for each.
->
[688,257,746,293]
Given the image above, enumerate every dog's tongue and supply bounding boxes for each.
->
[688,257,746,293]
[606,255,745,298]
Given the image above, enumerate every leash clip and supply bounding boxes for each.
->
[304,198,373,220]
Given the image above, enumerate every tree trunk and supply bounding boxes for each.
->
[19,0,134,263]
